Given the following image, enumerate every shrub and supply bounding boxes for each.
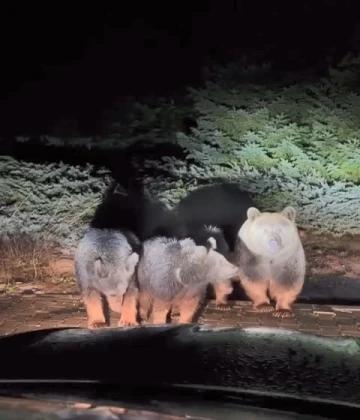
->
[0,232,59,285]
[144,56,360,235]
[0,156,111,253]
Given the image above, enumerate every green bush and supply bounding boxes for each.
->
[4,55,360,249]
[144,56,360,235]
[0,156,111,253]
[0,93,195,254]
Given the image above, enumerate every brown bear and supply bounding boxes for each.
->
[234,206,306,318]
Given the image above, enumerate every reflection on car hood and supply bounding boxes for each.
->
[0,392,340,420]
[0,325,358,407]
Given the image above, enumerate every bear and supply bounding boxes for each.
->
[136,235,239,325]
[76,184,187,329]
[90,185,187,241]
[174,182,256,252]
[235,206,306,318]
[170,224,235,319]
[174,182,256,309]
[74,228,140,329]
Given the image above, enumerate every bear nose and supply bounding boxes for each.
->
[269,237,281,253]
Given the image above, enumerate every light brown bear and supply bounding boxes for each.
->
[235,206,306,318]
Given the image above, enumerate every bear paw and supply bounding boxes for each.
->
[255,303,274,313]
[88,321,107,329]
[215,302,232,311]
[118,315,139,327]
[170,312,180,320]
[272,309,295,318]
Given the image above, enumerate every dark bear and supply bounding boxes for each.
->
[174,183,256,308]
[175,182,256,252]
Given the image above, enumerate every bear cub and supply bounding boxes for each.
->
[235,206,306,318]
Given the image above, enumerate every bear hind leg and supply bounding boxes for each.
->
[176,295,202,324]
[83,289,107,329]
[170,303,180,321]
[138,291,152,322]
[152,299,172,325]
[213,278,234,311]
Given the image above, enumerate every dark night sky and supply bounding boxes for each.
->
[0,1,358,136]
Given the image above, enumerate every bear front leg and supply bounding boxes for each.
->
[270,281,303,318]
[270,260,305,318]
[240,277,274,312]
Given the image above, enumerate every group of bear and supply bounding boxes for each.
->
[74,182,306,329]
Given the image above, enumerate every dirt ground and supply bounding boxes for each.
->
[302,232,360,279]
[0,231,360,296]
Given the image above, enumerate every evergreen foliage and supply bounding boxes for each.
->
[0,156,111,253]
[144,55,360,235]
[3,55,360,253]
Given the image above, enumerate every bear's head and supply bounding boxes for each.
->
[191,236,239,282]
[238,206,300,259]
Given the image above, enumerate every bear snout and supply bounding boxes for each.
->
[268,237,282,253]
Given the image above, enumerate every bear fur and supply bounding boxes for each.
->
[175,183,256,253]
[170,225,234,318]
[235,206,306,318]
[90,187,187,241]
[136,236,239,325]
[174,183,256,309]
[77,185,187,329]
[74,228,140,329]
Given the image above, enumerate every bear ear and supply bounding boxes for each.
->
[206,237,217,251]
[281,206,296,222]
[247,207,261,221]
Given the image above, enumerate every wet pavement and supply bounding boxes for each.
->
[1,294,360,337]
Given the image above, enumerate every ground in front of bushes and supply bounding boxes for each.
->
[0,231,359,296]
[0,294,360,338]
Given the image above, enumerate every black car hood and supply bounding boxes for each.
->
[0,324,359,408]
